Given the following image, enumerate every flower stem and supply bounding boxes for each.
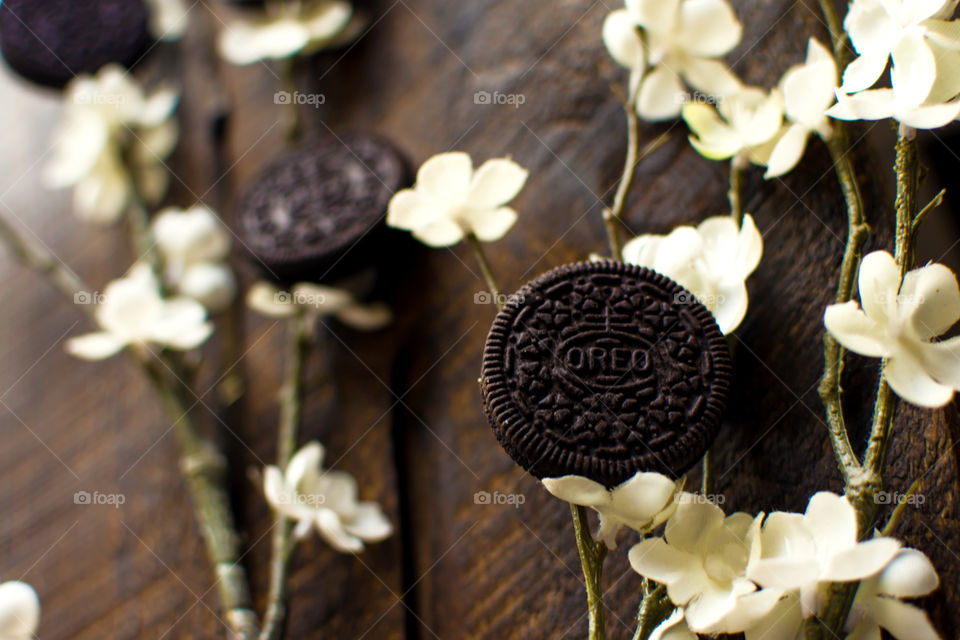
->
[465,232,504,310]
[282,58,301,143]
[259,314,312,640]
[144,356,260,640]
[571,504,607,640]
[632,582,672,640]
[817,0,850,67]
[728,157,744,225]
[604,86,641,260]
[818,132,868,484]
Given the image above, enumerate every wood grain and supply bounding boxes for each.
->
[1,0,959,638]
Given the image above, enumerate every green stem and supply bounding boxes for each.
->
[571,504,607,640]
[282,58,301,143]
[259,315,311,640]
[817,0,850,67]
[604,82,642,260]
[144,357,259,639]
[818,133,868,484]
[465,232,504,310]
[728,157,744,226]
[701,448,714,497]
[632,583,673,640]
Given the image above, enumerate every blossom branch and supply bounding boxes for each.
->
[465,232,504,310]
[817,0,850,66]
[144,357,260,639]
[259,313,312,640]
[728,157,744,225]
[632,581,671,640]
[571,504,607,640]
[818,132,868,483]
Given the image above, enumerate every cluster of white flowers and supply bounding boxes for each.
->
[247,281,392,331]
[828,0,960,129]
[0,580,39,640]
[66,263,213,361]
[218,0,362,66]
[622,213,762,334]
[825,250,960,408]
[601,0,743,120]
[386,152,529,247]
[45,65,179,224]
[264,442,393,553]
[550,474,941,640]
[151,206,237,313]
[145,0,190,41]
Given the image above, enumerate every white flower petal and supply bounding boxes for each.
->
[764,123,810,179]
[665,498,724,552]
[891,31,937,106]
[675,0,742,57]
[603,9,645,70]
[685,586,737,631]
[73,158,131,224]
[179,263,236,313]
[65,332,129,361]
[608,472,678,528]
[416,152,473,204]
[412,220,465,247]
[343,502,393,542]
[302,0,353,42]
[315,508,364,553]
[0,581,40,638]
[783,43,837,126]
[822,538,901,582]
[335,303,393,331]
[463,206,518,242]
[858,251,900,324]
[875,548,939,597]
[885,351,955,407]
[869,595,941,640]
[844,1,896,56]
[803,492,857,553]
[683,103,740,159]
[149,298,212,349]
[466,159,529,211]
[841,52,891,94]
[712,282,748,334]
[622,234,663,267]
[218,20,311,65]
[743,592,804,640]
[919,337,960,389]
[542,475,608,507]
[680,58,742,98]
[895,99,960,129]
[902,262,960,339]
[639,66,687,121]
[286,442,325,488]
[649,608,696,640]
[628,538,704,604]
[246,282,297,318]
[824,302,888,358]
[827,88,898,121]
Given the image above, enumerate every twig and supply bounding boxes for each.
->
[571,504,607,640]
[144,358,260,639]
[259,314,312,640]
[604,80,648,260]
[881,477,924,537]
[465,232,504,310]
[728,157,744,226]
[700,448,714,497]
[817,0,851,67]
[818,133,868,484]
[910,188,946,244]
[632,583,672,640]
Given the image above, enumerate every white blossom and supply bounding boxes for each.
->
[648,609,696,640]
[0,581,39,640]
[263,442,392,552]
[218,1,361,65]
[66,264,213,361]
[542,472,680,549]
[766,38,838,179]
[824,250,960,408]
[145,0,190,41]
[44,65,178,224]
[151,205,236,312]
[386,152,528,247]
[748,492,901,618]
[628,495,767,632]
[845,548,941,640]
[246,281,391,331]
[683,87,784,167]
[622,213,762,334]
[602,0,743,120]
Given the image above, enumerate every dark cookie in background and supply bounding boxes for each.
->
[482,261,732,487]
[0,0,153,88]
[238,133,409,282]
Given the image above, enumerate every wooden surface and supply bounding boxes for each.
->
[2,0,960,638]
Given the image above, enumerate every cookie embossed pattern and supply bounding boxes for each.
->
[481,260,732,487]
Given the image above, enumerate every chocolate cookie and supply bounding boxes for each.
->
[0,0,153,88]
[239,133,409,281]
[481,261,732,487]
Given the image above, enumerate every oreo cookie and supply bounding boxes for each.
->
[481,261,732,487]
[0,0,153,88]
[239,133,409,281]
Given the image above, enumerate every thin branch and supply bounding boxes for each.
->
[465,232,504,310]
[259,314,312,640]
[881,477,924,537]
[728,158,744,226]
[571,504,607,640]
[632,583,672,640]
